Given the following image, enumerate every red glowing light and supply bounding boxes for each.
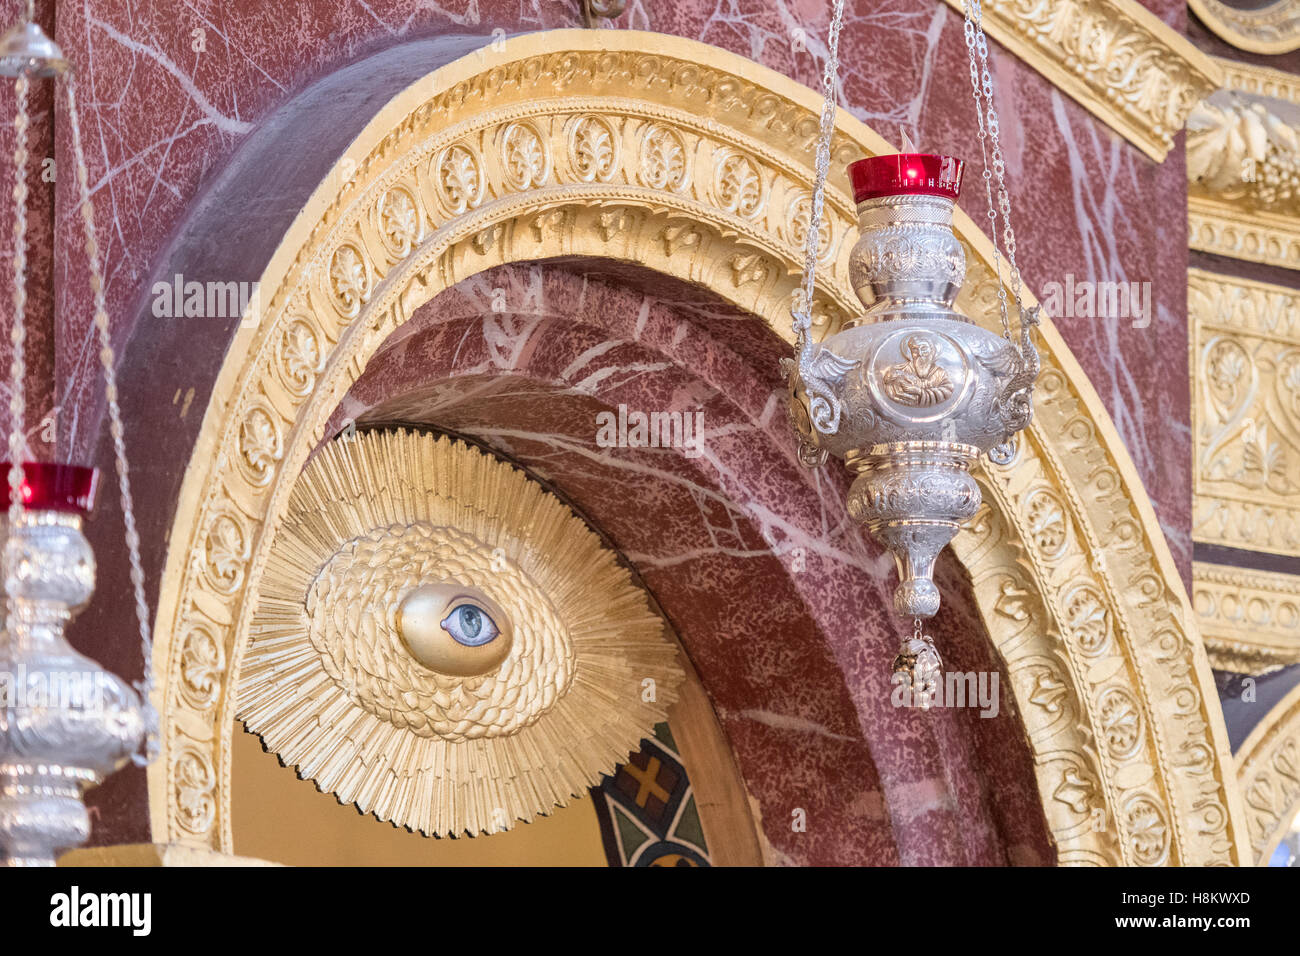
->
[848,153,964,203]
[1,462,98,515]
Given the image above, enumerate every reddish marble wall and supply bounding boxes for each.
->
[2,0,1190,855]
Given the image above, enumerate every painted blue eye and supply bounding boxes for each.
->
[440,603,500,647]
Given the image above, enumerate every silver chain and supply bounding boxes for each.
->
[63,75,158,764]
[7,74,29,568]
[960,0,1025,342]
[792,0,846,352]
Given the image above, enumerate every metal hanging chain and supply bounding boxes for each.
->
[960,0,1026,343]
[62,74,158,764]
[792,0,846,353]
[7,74,29,568]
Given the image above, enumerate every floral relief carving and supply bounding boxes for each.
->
[1025,488,1068,558]
[328,243,370,317]
[502,121,550,191]
[1188,63,1300,270]
[715,150,764,219]
[639,124,688,192]
[1125,795,1171,866]
[940,0,1222,161]
[377,185,421,258]
[787,193,834,262]
[239,405,283,485]
[203,513,249,596]
[174,746,217,836]
[1236,684,1300,862]
[276,317,325,398]
[436,143,484,213]
[1064,585,1110,657]
[1099,688,1144,759]
[179,624,225,712]
[569,116,618,183]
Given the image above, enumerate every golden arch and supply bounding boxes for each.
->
[148,29,1248,865]
[1237,681,1300,864]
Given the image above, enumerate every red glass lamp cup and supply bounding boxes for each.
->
[0,462,99,516]
[848,152,964,203]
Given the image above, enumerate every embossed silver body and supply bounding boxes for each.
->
[0,511,145,866]
[789,190,1039,617]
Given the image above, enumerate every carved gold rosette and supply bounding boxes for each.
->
[149,30,1246,865]
[237,429,681,836]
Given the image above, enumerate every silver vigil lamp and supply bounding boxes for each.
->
[0,464,147,866]
[787,152,1039,684]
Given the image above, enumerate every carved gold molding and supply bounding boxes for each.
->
[147,30,1246,865]
[1190,269,1300,557]
[1189,202,1300,271]
[1217,59,1300,104]
[940,0,1222,161]
[1190,0,1300,55]
[1193,561,1300,674]
[1235,681,1300,864]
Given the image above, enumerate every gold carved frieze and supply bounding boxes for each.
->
[1193,561,1300,675]
[149,30,1246,865]
[940,0,1222,161]
[1235,682,1300,864]
[1190,269,1300,557]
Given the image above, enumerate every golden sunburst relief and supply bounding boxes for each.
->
[237,428,683,837]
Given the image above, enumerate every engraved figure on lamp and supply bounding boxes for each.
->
[882,335,955,407]
[786,151,1039,619]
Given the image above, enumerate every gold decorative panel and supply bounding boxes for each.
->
[1191,269,1300,557]
[237,429,681,836]
[1188,60,1300,271]
[1193,561,1300,674]
[941,0,1222,161]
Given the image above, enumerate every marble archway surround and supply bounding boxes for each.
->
[147,29,1248,865]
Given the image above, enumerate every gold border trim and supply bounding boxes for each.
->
[1217,57,1300,104]
[1193,562,1300,675]
[1189,197,1300,271]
